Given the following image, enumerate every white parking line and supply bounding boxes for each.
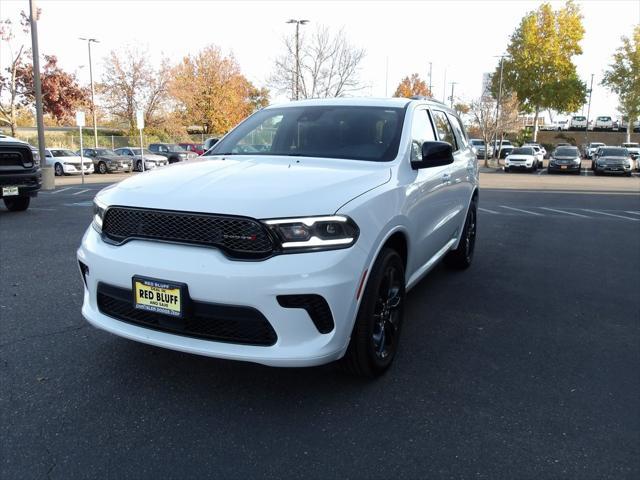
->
[49,187,73,194]
[479,207,500,214]
[582,209,640,221]
[624,211,640,216]
[539,207,590,218]
[72,189,90,195]
[500,205,544,216]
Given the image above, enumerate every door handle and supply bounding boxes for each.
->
[442,173,451,184]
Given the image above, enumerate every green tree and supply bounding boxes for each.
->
[602,26,640,143]
[495,1,587,141]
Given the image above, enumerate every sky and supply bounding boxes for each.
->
[1,0,639,123]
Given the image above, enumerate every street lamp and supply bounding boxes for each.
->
[286,19,309,100]
[79,37,99,148]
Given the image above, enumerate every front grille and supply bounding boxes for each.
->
[102,207,275,258]
[0,146,33,168]
[97,283,277,346]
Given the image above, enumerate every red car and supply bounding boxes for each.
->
[178,143,205,156]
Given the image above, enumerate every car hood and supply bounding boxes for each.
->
[135,154,166,161]
[56,156,88,164]
[98,155,131,162]
[599,156,628,162]
[554,156,579,160]
[98,156,392,218]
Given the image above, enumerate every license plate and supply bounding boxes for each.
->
[2,186,19,196]
[561,165,567,169]
[133,277,185,317]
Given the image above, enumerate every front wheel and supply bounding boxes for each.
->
[3,196,30,211]
[444,199,477,270]
[54,163,64,176]
[98,161,107,174]
[339,248,406,378]
[136,160,143,172]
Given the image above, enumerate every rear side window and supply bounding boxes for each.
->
[431,110,457,151]
[410,109,436,161]
[447,113,468,149]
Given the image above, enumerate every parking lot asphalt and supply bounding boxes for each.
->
[1,185,639,479]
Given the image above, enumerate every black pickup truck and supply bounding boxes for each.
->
[0,136,42,212]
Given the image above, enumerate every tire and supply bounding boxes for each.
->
[504,167,509,173]
[444,198,477,270]
[339,248,406,378]
[547,168,552,174]
[3,196,30,211]
[136,160,143,172]
[54,163,64,176]
[98,161,107,174]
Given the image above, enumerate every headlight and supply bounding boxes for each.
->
[263,215,359,252]
[574,157,581,164]
[31,150,40,167]
[92,198,107,233]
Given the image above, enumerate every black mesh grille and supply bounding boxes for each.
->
[277,294,334,333]
[102,207,274,258]
[97,283,277,346]
[0,145,33,168]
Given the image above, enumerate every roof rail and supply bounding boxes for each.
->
[409,95,447,106]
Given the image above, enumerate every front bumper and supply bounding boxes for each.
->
[505,162,532,170]
[595,165,632,174]
[548,162,581,172]
[77,227,368,367]
[107,163,131,173]
[0,170,41,197]
[64,163,94,175]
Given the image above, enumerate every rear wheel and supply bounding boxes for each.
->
[3,196,30,211]
[444,198,477,270]
[340,248,406,378]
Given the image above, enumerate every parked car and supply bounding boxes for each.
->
[114,147,168,172]
[586,142,605,159]
[504,146,540,172]
[523,142,547,157]
[79,148,132,174]
[569,115,587,130]
[548,146,582,174]
[621,142,640,165]
[203,137,220,153]
[469,139,493,159]
[178,143,205,156]
[148,143,197,163]
[491,139,515,158]
[78,97,479,378]
[593,147,633,176]
[593,116,614,131]
[0,134,41,211]
[618,118,640,132]
[45,148,93,176]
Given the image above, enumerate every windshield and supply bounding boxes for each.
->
[470,140,485,146]
[590,143,604,147]
[210,105,406,162]
[622,143,639,148]
[555,147,579,156]
[573,116,586,121]
[600,148,628,156]
[511,147,533,155]
[95,149,117,156]
[51,149,76,157]
[130,148,153,155]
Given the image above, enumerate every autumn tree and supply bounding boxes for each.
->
[15,55,89,125]
[496,1,587,141]
[169,45,269,136]
[270,26,366,99]
[98,46,170,132]
[393,74,431,98]
[0,10,34,136]
[602,26,640,143]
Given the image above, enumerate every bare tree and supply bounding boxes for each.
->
[98,46,170,131]
[469,95,497,167]
[270,26,366,99]
[0,11,33,136]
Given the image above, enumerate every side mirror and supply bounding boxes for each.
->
[412,141,454,169]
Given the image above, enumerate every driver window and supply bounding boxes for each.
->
[410,109,436,161]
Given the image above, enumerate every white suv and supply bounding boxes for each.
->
[78,98,479,377]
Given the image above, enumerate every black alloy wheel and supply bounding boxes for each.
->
[54,163,64,176]
[340,248,406,377]
[98,161,107,174]
[445,199,477,270]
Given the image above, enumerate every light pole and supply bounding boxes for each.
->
[286,19,309,100]
[585,74,594,148]
[449,81,457,108]
[493,54,509,159]
[428,62,433,96]
[79,37,99,147]
[29,0,47,176]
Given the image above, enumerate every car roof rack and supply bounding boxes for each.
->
[409,95,448,106]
